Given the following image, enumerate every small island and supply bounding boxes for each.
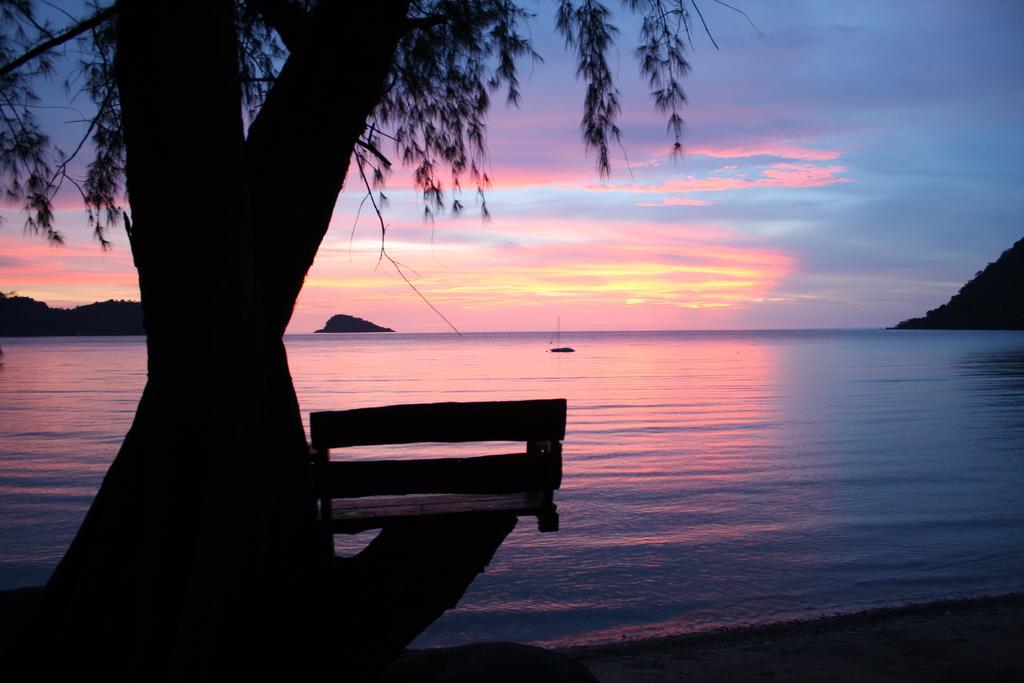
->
[894,236,1024,330]
[314,314,394,333]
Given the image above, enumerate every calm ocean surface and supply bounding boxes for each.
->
[1,330,1023,646]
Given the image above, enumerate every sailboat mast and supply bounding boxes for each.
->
[548,316,575,352]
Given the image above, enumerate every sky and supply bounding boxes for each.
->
[2,0,1023,332]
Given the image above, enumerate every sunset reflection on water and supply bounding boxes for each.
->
[2,330,1023,646]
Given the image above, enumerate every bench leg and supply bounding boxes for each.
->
[537,506,559,533]
[326,513,517,676]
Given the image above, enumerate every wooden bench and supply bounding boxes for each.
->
[310,399,566,554]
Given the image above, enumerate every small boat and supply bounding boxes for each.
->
[549,317,575,353]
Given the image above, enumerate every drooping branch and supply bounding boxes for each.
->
[557,0,621,176]
[0,4,116,80]
[709,0,763,36]
[353,146,462,336]
[630,0,692,155]
[30,84,118,249]
[372,1,539,217]
[401,13,447,34]
[356,136,393,170]
[690,0,719,49]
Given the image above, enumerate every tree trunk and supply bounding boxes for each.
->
[43,2,314,678]
[36,2,516,679]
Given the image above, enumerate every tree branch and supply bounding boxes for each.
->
[402,14,447,34]
[710,0,764,37]
[355,137,392,169]
[0,4,117,80]
[355,149,461,336]
[243,1,412,334]
[689,0,719,50]
[246,0,309,52]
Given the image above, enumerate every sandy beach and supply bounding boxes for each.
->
[4,589,1022,680]
[560,593,1024,682]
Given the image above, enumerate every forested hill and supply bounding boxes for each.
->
[0,295,144,336]
[314,314,393,333]
[895,237,1024,330]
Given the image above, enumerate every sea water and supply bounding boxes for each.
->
[1,329,1023,646]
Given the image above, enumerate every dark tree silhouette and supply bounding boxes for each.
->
[1,0,710,677]
[0,293,144,335]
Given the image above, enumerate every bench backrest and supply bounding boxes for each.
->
[310,398,567,449]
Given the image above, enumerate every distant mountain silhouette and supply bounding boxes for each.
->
[315,314,394,333]
[895,237,1024,330]
[0,294,144,336]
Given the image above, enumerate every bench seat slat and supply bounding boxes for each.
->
[310,399,566,448]
[327,492,553,534]
[322,449,561,498]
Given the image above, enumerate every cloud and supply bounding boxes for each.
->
[688,144,842,161]
[758,163,852,188]
[637,198,719,207]
[580,162,852,195]
[0,254,29,267]
[297,234,796,332]
[0,232,138,304]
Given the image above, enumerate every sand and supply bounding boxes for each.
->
[560,594,1024,682]
[4,588,1022,680]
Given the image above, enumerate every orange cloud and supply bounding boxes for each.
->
[298,237,795,332]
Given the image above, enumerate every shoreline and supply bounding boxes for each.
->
[5,588,1022,680]
[559,592,1024,681]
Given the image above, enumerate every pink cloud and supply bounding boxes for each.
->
[2,212,798,334]
[0,232,139,304]
[580,162,852,194]
[759,163,853,187]
[688,144,842,161]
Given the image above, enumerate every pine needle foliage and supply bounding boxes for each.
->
[1,0,706,243]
